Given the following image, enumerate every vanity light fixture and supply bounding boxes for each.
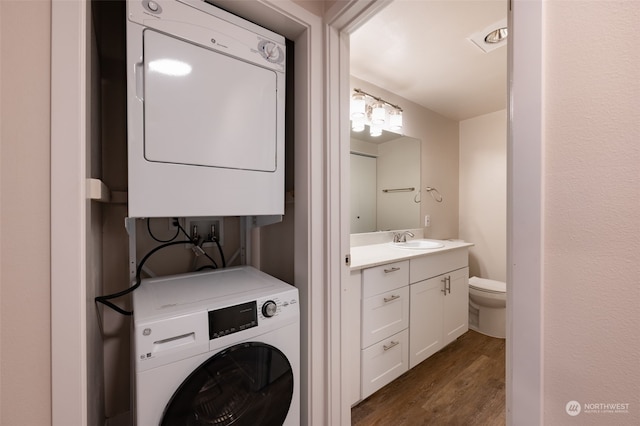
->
[350,88,403,136]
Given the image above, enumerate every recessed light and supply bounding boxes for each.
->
[485,27,508,44]
[468,18,508,53]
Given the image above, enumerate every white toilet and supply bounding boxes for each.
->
[468,276,506,339]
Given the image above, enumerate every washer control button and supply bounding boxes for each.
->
[262,300,277,317]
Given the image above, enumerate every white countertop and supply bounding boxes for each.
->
[350,239,474,270]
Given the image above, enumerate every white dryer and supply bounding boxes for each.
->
[126,0,286,218]
[133,266,299,425]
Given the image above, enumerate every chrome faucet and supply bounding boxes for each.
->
[393,231,415,243]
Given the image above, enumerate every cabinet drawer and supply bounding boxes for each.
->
[361,329,409,399]
[409,249,468,283]
[362,260,409,297]
[361,285,409,348]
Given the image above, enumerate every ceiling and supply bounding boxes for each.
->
[350,0,508,122]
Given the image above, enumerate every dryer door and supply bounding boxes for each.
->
[161,342,293,426]
[143,29,279,172]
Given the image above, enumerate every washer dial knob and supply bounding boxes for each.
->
[262,300,278,317]
[257,40,284,64]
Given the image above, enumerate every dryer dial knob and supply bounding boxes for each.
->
[262,300,278,317]
[257,40,284,64]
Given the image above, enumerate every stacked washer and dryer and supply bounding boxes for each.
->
[125,1,297,424]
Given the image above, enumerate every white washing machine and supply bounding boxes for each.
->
[133,266,299,425]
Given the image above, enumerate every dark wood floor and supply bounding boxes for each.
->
[351,330,506,426]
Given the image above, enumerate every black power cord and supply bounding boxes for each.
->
[146,218,180,243]
[213,237,226,268]
[96,219,228,316]
[95,240,189,316]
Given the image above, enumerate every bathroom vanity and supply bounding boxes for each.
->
[347,237,473,404]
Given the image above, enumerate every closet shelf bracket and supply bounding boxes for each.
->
[87,178,127,203]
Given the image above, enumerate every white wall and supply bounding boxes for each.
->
[0,1,52,424]
[542,2,640,424]
[459,110,507,281]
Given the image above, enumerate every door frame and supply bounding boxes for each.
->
[51,0,325,424]
[51,1,90,424]
[325,1,545,424]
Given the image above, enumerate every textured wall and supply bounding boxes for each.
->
[543,1,640,424]
[0,1,52,424]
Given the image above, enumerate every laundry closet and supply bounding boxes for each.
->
[90,1,298,423]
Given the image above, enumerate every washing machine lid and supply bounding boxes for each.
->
[161,342,293,426]
[469,277,506,293]
[133,266,295,322]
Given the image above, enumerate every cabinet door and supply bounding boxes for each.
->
[409,276,444,368]
[443,267,469,346]
[361,329,409,399]
[361,286,409,348]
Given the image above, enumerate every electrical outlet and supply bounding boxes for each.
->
[424,214,431,227]
[184,217,224,247]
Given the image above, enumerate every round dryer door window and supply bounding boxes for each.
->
[161,342,294,426]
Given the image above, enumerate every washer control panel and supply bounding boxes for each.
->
[208,301,257,340]
[257,292,298,321]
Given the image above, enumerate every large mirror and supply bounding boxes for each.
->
[350,126,421,233]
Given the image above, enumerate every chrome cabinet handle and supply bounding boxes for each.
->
[383,340,399,351]
[383,294,400,303]
[384,267,400,273]
[441,276,452,295]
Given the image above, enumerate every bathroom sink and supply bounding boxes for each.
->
[391,239,444,250]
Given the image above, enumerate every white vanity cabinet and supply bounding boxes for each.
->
[348,241,472,405]
[360,261,410,399]
[409,250,469,368]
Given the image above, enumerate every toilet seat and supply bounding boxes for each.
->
[468,277,506,294]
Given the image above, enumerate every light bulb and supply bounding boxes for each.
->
[389,109,403,131]
[351,115,365,132]
[370,123,383,137]
[350,93,366,120]
[371,102,386,125]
